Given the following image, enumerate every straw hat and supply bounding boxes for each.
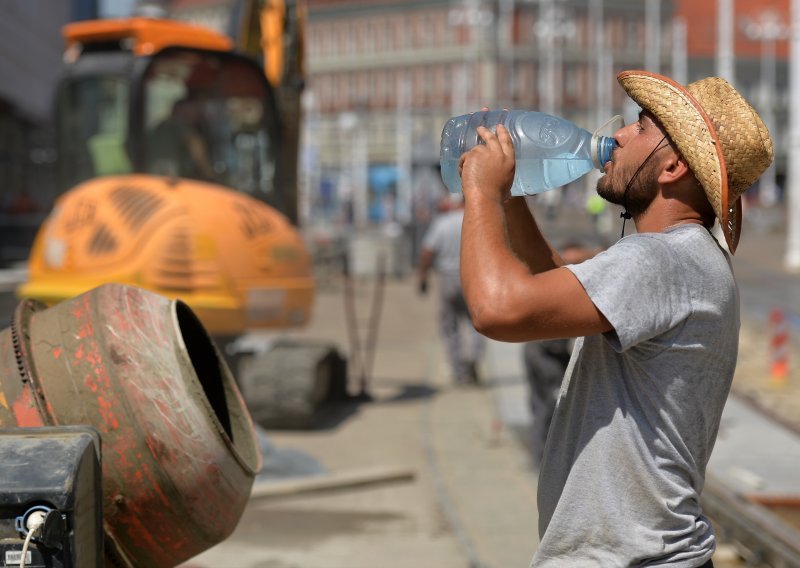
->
[617,70,774,253]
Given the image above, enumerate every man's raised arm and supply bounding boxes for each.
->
[458,124,611,342]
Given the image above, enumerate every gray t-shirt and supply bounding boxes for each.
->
[532,225,739,568]
[422,209,464,276]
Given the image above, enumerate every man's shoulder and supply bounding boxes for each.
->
[607,226,721,263]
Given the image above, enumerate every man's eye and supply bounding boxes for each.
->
[636,124,645,133]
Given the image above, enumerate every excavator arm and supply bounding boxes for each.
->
[229,0,306,225]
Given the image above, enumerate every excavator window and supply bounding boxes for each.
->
[140,48,278,197]
[55,46,281,208]
[58,74,132,189]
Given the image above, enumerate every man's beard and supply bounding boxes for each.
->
[596,159,659,217]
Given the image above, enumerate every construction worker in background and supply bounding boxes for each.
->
[418,194,485,385]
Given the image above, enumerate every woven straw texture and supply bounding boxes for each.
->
[618,71,773,253]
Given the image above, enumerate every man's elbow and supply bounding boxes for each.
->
[468,296,525,342]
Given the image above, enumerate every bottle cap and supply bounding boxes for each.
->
[593,136,617,169]
[591,115,624,169]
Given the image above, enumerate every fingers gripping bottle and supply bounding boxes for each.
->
[439,110,618,197]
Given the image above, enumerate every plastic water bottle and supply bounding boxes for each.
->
[439,110,617,197]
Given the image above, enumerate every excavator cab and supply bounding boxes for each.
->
[19,18,315,336]
[57,41,289,215]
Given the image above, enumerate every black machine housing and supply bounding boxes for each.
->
[0,426,102,568]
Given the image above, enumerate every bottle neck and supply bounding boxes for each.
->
[592,135,616,170]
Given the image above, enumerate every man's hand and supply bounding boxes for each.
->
[458,124,516,201]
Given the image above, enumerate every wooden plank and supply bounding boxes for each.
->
[250,465,417,499]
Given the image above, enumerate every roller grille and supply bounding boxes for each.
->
[109,185,164,231]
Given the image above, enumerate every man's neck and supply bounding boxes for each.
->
[633,195,707,235]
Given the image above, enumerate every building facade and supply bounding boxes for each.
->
[303,0,679,227]
[4,0,786,260]
[155,0,793,227]
[676,0,789,194]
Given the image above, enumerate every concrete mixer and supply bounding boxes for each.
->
[0,283,260,567]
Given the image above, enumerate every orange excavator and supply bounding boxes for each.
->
[17,1,345,427]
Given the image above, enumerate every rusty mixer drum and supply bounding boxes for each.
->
[0,283,260,567]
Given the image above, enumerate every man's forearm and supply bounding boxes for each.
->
[460,194,531,321]
[503,197,562,273]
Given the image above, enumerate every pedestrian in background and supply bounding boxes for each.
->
[523,240,600,467]
[458,70,773,567]
[418,194,485,385]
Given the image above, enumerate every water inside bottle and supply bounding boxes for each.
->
[440,158,461,194]
[440,155,595,196]
[516,156,595,195]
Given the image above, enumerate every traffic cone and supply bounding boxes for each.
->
[769,308,789,386]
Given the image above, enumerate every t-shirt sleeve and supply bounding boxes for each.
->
[566,235,691,352]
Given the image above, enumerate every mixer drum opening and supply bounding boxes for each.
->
[174,300,234,442]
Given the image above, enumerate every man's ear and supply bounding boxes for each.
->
[657,152,691,185]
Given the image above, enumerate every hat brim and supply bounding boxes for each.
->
[617,71,737,252]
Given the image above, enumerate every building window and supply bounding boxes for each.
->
[338,74,349,106]
[349,73,359,104]
[576,16,588,48]
[519,11,534,45]
[393,17,408,49]
[347,22,355,54]
[564,65,579,99]
[316,26,325,55]
[626,18,640,50]
[357,71,369,104]
[413,14,433,48]
[610,18,623,50]
[518,65,533,103]
[433,11,450,46]
[373,71,385,107]
[355,20,367,53]
[420,66,432,101]
[421,12,434,47]
[320,75,332,110]
[336,26,346,55]
[382,18,392,51]
[433,65,447,103]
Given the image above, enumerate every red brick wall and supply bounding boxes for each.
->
[676,0,789,59]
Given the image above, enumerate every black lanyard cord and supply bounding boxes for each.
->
[619,135,668,238]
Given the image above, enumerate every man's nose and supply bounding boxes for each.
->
[614,124,633,147]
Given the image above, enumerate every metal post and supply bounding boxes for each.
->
[538,0,556,115]
[590,0,609,129]
[500,0,515,108]
[785,0,800,270]
[449,0,493,112]
[743,11,789,208]
[448,1,470,114]
[713,0,736,250]
[645,0,661,73]
[760,22,778,206]
[338,112,369,230]
[354,115,368,230]
[672,17,687,85]
[482,0,497,105]
[299,90,319,231]
[395,76,412,225]
[717,0,735,84]
[587,0,610,222]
